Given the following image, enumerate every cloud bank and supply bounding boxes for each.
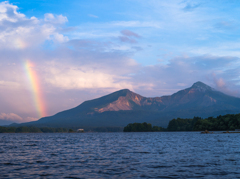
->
[0,1,240,122]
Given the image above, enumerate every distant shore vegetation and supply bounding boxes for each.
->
[123,122,166,132]
[194,113,240,131]
[124,113,240,132]
[0,126,124,133]
[1,113,240,133]
[0,126,70,133]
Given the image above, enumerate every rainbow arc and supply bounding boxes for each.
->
[25,60,47,118]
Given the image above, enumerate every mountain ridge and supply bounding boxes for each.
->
[10,81,240,128]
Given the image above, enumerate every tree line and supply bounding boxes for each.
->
[124,113,240,132]
[2,113,240,133]
[123,122,166,132]
[0,126,71,133]
[0,126,124,133]
[194,113,240,131]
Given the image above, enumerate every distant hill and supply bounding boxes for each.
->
[10,81,240,128]
[0,119,16,126]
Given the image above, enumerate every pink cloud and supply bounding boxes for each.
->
[121,29,140,38]
[216,78,226,88]
[0,113,22,121]
[118,36,137,43]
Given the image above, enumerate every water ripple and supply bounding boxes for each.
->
[1,132,240,178]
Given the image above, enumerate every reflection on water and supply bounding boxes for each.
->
[1,132,240,178]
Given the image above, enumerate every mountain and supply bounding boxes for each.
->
[11,81,240,128]
[0,119,16,126]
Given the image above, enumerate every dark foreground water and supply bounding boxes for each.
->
[1,132,240,179]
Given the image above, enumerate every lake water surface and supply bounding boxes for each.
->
[1,132,240,178]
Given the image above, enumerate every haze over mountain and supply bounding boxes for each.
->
[0,119,15,126]
[11,82,240,128]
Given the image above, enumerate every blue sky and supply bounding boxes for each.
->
[0,0,240,123]
[12,0,240,65]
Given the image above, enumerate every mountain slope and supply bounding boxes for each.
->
[0,119,16,126]
[13,81,240,128]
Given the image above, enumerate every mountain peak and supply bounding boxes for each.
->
[12,81,240,129]
[111,89,133,97]
[92,88,143,113]
[191,81,213,91]
[118,88,131,93]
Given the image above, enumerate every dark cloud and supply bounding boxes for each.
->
[118,35,137,43]
[58,26,77,33]
[119,29,141,44]
[121,29,140,38]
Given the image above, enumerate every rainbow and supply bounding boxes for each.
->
[25,60,47,118]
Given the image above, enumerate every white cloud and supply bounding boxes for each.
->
[25,117,38,122]
[44,63,134,90]
[0,80,21,89]
[0,2,68,49]
[44,13,68,24]
[0,112,22,121]
[130,54,240,97]
[0,0,240,122]
[111,21,161,28]
[0,113,38,122]
[53,33,69,42]
[0,1,25,22]
[88,14,98,18]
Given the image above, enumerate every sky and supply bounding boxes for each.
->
[0,0,240,123]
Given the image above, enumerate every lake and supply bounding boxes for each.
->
[1,132,240,178]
